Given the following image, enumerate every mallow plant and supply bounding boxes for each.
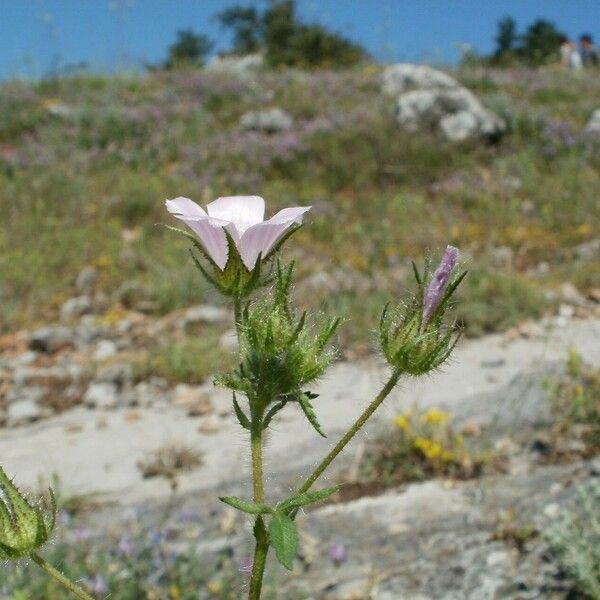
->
[1,195,465,599]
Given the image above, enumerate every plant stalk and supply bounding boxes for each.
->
[248,408,269,599]
[30,552,94,600]
[296,368,402,495]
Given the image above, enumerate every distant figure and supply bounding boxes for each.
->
[580,33,599,67]
[559,36,583,70]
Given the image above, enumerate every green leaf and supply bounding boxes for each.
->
[232,393,251,430]
[298,392,326,438]
[219,496,273,515]
[277,486,340,511]
[263,398,288,430]
[269,512,299,570]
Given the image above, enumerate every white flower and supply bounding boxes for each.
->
[166,196,310,270]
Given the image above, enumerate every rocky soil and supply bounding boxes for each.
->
[1,288,599,598]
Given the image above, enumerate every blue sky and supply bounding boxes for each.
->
[2,1,600,78]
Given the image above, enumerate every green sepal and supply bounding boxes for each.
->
[277,485,340,512]
[232,393,251,430]
[219,496,273,515]
[0,466,56,559]
[298,392,326,437]
[263,397,288,430]
[268,511,299,570]
[316,317,341,352]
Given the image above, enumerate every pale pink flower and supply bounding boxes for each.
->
[165,196,310,270]
[422,245,460,326]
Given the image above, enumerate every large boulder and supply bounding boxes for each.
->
[395,86,505,142]
[383,63,506,142]
[381,63,460,96]
[205,53,263,75]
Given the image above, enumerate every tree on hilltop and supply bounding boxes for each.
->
[164,29,213,69]
[217,0,367,68]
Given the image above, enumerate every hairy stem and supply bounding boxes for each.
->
[233,296,243,339]
[296,369,402,495]
[248,408,269,599]
[30,552,94,600]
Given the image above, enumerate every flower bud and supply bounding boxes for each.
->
[216,261,339,433]
[0,466,56,559]
[380,247,465,376]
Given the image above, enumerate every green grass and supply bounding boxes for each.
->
[1,66,598,347]
[544,482,600,600]
[133,330,235,384]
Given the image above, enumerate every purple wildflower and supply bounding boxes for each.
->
[327,543,347,566]
[71,527,95,543]
[117,534,134,557]
[85,574,108,596]
[422,245,460,327]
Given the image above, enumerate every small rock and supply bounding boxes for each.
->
[495,437,519,454]
[75,267,98,293]
[489,246,514,268]
[29,326,74,353]
[584,108,600,135]
[182,304,229,327]
[486,550,511,567]
[573,237,600,260]
[588,288,600,303]
[557,304,575,319]
[60,296,93,320]
[93,340,118,361]
[131,380,167,407]
[240,107,293,133]
[7,398,43,425]
[172,384,214,416]
[46,102,76,119]
[543,503,560,519]
[95,362,132,387]
[560,283,588,307]
[198,417,220,434]
[84,382,119,409]
[480,358,506,369]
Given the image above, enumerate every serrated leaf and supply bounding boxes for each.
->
[232,393,251,430]
[219,496,273,515]
[298,393,326,438]
[269,512,298,570]
[277,485,340,512]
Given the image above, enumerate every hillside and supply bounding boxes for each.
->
[1,64,599,353]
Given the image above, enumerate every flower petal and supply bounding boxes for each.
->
[165,197,208,220]
[207,196,265,235]
[165,197,229,270]
[237,206,311,269]
[422,245,460,325]
[182,219,229,270]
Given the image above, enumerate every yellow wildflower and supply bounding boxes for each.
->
[207,580,222,594]
[394,413,412,431]
[421,408,450,426]
[413,437,443,460]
